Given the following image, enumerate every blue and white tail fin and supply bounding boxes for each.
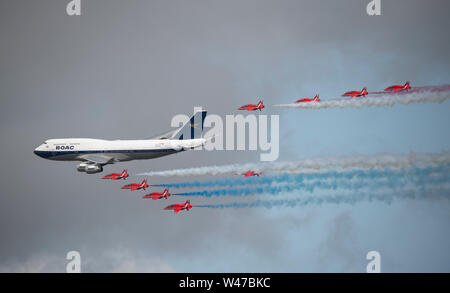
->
[172,110,207,140]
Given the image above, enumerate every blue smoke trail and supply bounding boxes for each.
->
[163,165,450,191]
[194,187,450,209]
[174,167,450,198]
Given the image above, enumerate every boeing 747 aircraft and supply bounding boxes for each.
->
[34,110,207,174]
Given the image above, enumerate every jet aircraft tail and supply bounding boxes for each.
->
[172,110,207,140]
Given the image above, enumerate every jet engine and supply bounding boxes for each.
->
[77,162,90,172]
[77,162,103,173]
[86,165,103,174]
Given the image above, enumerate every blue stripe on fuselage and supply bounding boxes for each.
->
[33,149,178,159]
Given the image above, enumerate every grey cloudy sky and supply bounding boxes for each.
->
[0,0,449,272]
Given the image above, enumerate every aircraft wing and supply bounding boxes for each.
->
[79,154,114,165]
[148,128,180,140]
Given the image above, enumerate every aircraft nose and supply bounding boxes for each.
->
[34,145,49,158]
[34,149,45,158]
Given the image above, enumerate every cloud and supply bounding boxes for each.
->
[318,211,360,272]
[88,249,176,273]
[0,249,176,273]
[0,254,62,273]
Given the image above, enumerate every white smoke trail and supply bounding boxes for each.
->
[138,151,450,177]
[273,85,450,109]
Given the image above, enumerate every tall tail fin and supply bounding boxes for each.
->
[172,110,207,140]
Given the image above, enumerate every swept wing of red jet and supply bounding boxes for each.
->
[121,179,148,191]
[384,81,411,93]
[243,170,262,177]
[102,169,129,180]
[341,87,368,98]
[295,94,320,103]
[164,200,192,213]
[238,100,264,111]
[142,188,171,200]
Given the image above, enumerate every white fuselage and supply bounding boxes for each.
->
[34,138,206,162]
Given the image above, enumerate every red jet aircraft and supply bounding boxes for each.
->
[242,170,262,177]
[142,188,171,200]
[164,200,192,214]
[121,179,148,191]
[295,94,320,103]
[238,100,264,111]
[341,87,368,98]
[102,169,129,180]
[384,81,411,93]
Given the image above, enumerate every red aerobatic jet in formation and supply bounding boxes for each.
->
[295,94,320,103]
[384,81,411,93]
[142,188,171,200]
[242,170,262,177]
[85,80,419,215]
[341,87,368,98]
[238,100,264,111]
[121,179,149,191]
[164,200,192,214]
[102,169,129,180]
